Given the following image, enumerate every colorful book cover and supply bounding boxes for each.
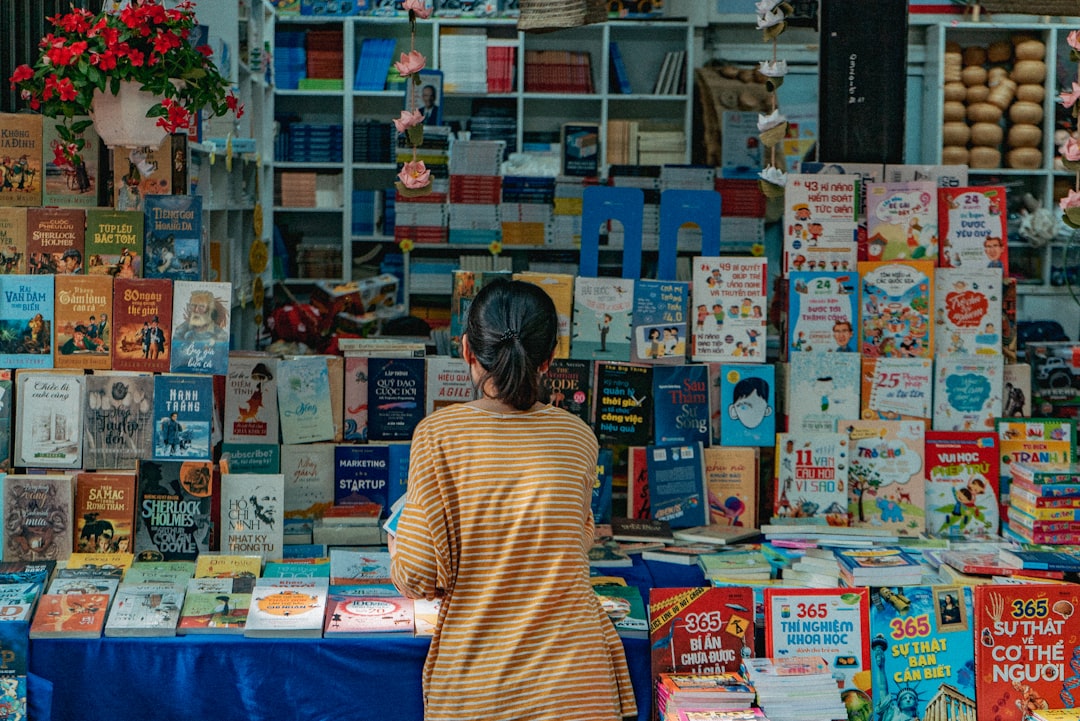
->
[652,363,710,446]
[104,580,186,637]
[718,364,774,447]
[386,442,411,510]
[592,361,653,446]
[868,585,975,721]
[323,593,415,637]
[934,267,1002,356]
[1003,363,1031,418]
[702,445,758,528]
[646,441,707,529]
[177,576,251,633]
[194,553,261,581]
[541,358,592,424]
[787,352,860,434]
[0,275,53,368]
[84,208,143,278]
[220,443,280,475]
[570,276,633,361]
[649,586,755,678]
[762,587,871,702]
[0,113,43,207]
[26,207,84,275]
[772,432,850,524]
[83,371,155,471]
[142,192,202,281]
[280,443,335,536]
[220,473,286,563]
[53,273,112,370]
[14,370,84,469]
[424,355,476,414]
[786,270,859,353]
[169,280,231,375]
[864,180,938,262]
[134,460,215,562]
[29,592,110,638]
[689,257,768,363]
[276,355,336,445]
[0,207,27,274]
[110,277,172,373]
[342,354,369,442]
[924,431,1000,540]
[367,356,426,442]
[858,260,934,358]
[74,471,137,556]
[449,269,511,358]
[113,139,172,212]
[593,446,614,525]
[631,279,690,365]
[328,548,392,586]
[932,355,1004,432]
[334,443,390,514]
[938,185,1008,273]
[2,474,74,563]
[973,584,1080,721]
[860,357,932,421]
[782,174,859,275]
[843,419,927,536]
[244,577,328,638]
[996,418,1076,515]
[513,271,574,359]
[151,373,213,461]
[223,353,279,445]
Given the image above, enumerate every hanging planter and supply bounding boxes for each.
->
[89,82,169,151]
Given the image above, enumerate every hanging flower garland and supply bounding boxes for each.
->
[755,0,792,199]
[1059,30,1080,228]
[394,0,433,198]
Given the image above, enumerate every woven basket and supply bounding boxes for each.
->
[976,0,1079,15]
[517,0,607,32]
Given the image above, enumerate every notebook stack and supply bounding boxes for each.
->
[655,672,756,721]
[742,656,847,721]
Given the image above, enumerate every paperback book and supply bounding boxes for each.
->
[702,445,758,529]
[84,208,143,278]
[103,581,185,637]
[864,180,938,262]
[541,358,592,424]
[924,430,1000,540]
[334,443,390,514]
[689,256,768,363]
[630,279,689,365]
[134,460,215,562]
[110,277,173,373]
[858,260,934,358]
[786,352,860,434]
[646,442,708,529]
[2,474,74,563]
[74,471,137,554]
[933,267,1003,356]
[932,354,1004,432]
[142,193,201,281]
[169,280,232,375]
[280,443,336,542]
[0,113,43,207]
[0,274,54,369]
[26,207,84,274]
[177,576,251,634]
[220,473,286,563]
[938,185,1008,272]
[424,355,475,414]
[843,419,927,536]
[571,275,633,361]
[652,363,710,446]
[718,364,774,447]
[996,418,1075,515]
[592,361,653,446]
[223,353,279,445]
[0,207,27,274]
[649,586,755,678]
[786,270,860,353]
[83,371,155,470]
[323,593,415,637]
[512,271,574,359]
[29,592,111,639]
[277,355,336,445]
[53,273,113,370]
[772,432,850,525]
[367,356,426,441]
[860,357,933,421]
[782,174,859,276]
[244,577,329,638]
[151,373,213,461]
[14,369,84,469]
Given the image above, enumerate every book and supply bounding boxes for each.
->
[74,471,137,554]
[652,363,710,446]
[0,207,27,275]
[113,140,172,212]
[625,445,650,520]
[53,273,113,369]
[933,267,1003,356]
[328,549,392,586]
[998,549,1080,572]
[996,418,1076,515]
[860,356,933,421]
[26,207,84,274]
[134,460,215,562]
[657,673,757,716]
[639,545,714,566]
[29,592,111,639]
[786,352,860,434]
[13,369,84,468]
[702,446,758,528]
[513,271,575,359]
[63,550,134,574]
[932,354,1004,432]
[571,276,633,361]
[649,586,755,678]
[0,560,57,588]
[647,442,708,529]
[449,269,512,358]
[561,122,600,177]
[1003,363,1031,419]
[122,560,196,585]
[593,446,613,525]
[103,581,185,637]
[608,42,632,94]
[0,376,9,472]
[223,353,279,445]
[177,576,251,634]
[924,430,1000,540]
[772,432,851,524]
[262,557,330,579]
[938,547,1064,579]
[782,174,859,275]
[323,593,414,637]
[142,192,201,281]
[110,277,173,373]
[169,280,232,375]
[0,274,54,368]
[151,373,214,461]
[220,473,285,563]
[1010,461,1080,486]
[541,358,592,424]
[718,364,774,447]
[938,185,1008,273]
[194,554,262,583]
[0,113,43,207]
[786,270,860,354]
[864,180,939,261]
[334,444,390,514]
[84,208,143,278]
[0,582,44,622]
[630,279,690,365]
[280,443,336,543]
[609,516,674,544]
[82,371,155,470]
[592,361,653,446]
[689,257,768,363]
[843,419,927,536]
[423,355,476,414]
[276,355,336,445]
[833,546,923,586]
[243,577,329,638]
[220,443,279,475]
[366,356,425,441]
[858,260,934,358]
[697,549,773,580]
[593,583,647,639]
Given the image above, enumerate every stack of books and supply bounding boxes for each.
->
[834,546,925,587]
[607,165,661,248]
[1007,461,1080,545]
[782,548,841,587]
[305,29,343,81]
[354,38,396,91]
[523,49,594,93]
[440,28,488,94]
[500,176,554,247]
[447,140,506,245]
[352,120,394,164]
[485,40,516,93]
[742,656,847,721]
[285,122,344,163]
[655,672,756,720]
[274,31,307,89]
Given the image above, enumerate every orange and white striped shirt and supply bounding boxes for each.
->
[391,403,636,721]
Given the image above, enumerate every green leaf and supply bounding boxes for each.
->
[406,124,424,147]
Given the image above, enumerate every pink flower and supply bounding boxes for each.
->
[1061,82,1080,109]
[393,109,424,133]
[1069,30,1080,52]
[403,0,433,19]
[1059,188,1080,212]
[398,160,430,189]
[394,50,426,78]
[1062,135,1080,162]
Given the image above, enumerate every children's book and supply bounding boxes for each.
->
[276,355,336,445]
[26,207,84,276]
[142,192,201,281]
[843,419,927,536]
[366,356,425,441]
[177,576,251,634]
[782,174,859,276]
[703,446,758,529]
[0,275,54,369]
[223,353,279,445]
[14,369,84,469]
[134,460,215,562]
[342,353,369,443]
[834,546,923,586]
[864,180,938,262]
[151,373,213,461]
[328,548,392,586]
[631,279,689,365]
[243,577,329,638]
[83,371,155,470]
[652,363,710,446]
[323,593,415,637]
[592,361,653,446]
[786,352,860,434]
[334,444,390,514]
[772,432,850,525]
[924,431,1000,540]
[689,257,768,363]
[53,273,113,370]
[0,207,27,274]
[169,280,231,375]
[718,364,774,447]
[193,553,262,583]
[995,418,1075,516]
[0,113,43,206]
[933,267,1002,356]
[2,474,74,563]
[786,270,859,354]
[424,355,476,414]
[280,443,336,543]
[646,442,708,529]
[858,260,934,358]
[571,276,633,361]
[932,354,1004,432]
[220,473,286,563]
[84,208,143,278]
[541,358,592,424]
[513,271,574,359]
[111,277,172,373]
[649,586,755,678]
[860,357,932,421]
[113,140,172,212]
[74,471,138,554]
[103,581,185,637]
[938,185,1008,273]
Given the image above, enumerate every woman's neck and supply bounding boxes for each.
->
[471,397,541,414]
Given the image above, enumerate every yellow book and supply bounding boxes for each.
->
[65,552,135,574]
[194,553,263,580]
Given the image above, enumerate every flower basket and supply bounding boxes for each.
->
[517,0,607,32]
[89,82,169,150]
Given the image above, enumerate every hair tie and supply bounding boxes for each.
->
[499,327,520,343]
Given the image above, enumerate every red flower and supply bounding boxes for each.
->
[9,65,33,88]
[90,50,117,71]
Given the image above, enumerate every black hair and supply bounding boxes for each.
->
[732,376,769,403]
[465,279,558,411]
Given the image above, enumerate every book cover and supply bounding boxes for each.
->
[786,271,860,354]
[0,207,27,274]
[0,581,45,623]
[53,273,112,370]
[934,267,1002,356]
[858,260,934,358]
[193,553,261,581]
[689,257,768,363]
[834,546,923,585]
[593,446,613,525]
[123,560,196,585]
[29,592,110,639]
[151,373,213,461]
[782,174,859,276]
[113,140,172,212]
[134,460,215,562]
[938,185,1008,273]
[843,419,927,536]
[932,354,1004,432]
[74,471,137,554]
[223,353,279,445]
[0,376,11,472]
[220,473,286,563]
[571,276,633,361]
[594,583,647,639]
[610,516,673,544]
[280,443,336,539]
[142,192,201,281]
[649,586,755,678]
[177,576,251,633]
[84,208,143,278]
[449,269,511,358]
[513,271,574,359]
[631,279,690,365]
[996,418,1075,514]
[26,207,84,274]
[323,593,414,637]
[277,355,336,445]
[169,280,231,375]
[103,581,185,637]
[646,442,707,529]
[0,560,56,588]
[772,432,851,525]
[367,356,426,442]
[938,547,1063,579]
[868,585,975,721]
[652,363,710,446]
[83,371,155,471]
[703,446,758,528]
[860,357,932,421]
[2,474,74,563]
[0,113,43,207]
[864,181,939,262]
[925,431,1000,540]
[592,361,653,447]
[334,444,390,514]
[625,446,650,520]
[243,577,329,638]
[0,275,53,368]
[14,369,84,468]
[1003,363,1031,418]
[220,443,279,474]
[786,352,860,434]
[541,358,592,424]
[718,364,774,447]
[424,355,476,414]
[110,277,172,373]
[342,353,369,442]
[561,122,600,177]
[328,548,392,586]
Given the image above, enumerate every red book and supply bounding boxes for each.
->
[26,207,85,275]
[74,471,137,554]
[938,185,1008,274]
[649,586,754,680]
[111,277,173,373]
[938,548,1064,580]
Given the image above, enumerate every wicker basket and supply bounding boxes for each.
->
[517,0,608,32]
[976,0,1079,15]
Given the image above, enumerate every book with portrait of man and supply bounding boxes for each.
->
[134,459,216,562]
[170,280,232,376]
[26,207,84,275]
[111,277,173,374]
[53,273,112,370]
